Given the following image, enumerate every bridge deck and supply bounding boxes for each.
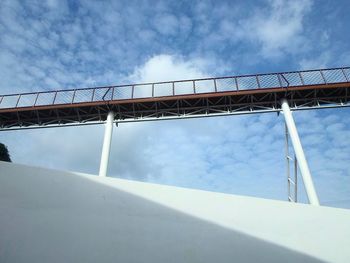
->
[0,67,349,130]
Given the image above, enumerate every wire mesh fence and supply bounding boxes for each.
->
[0,67,349,109]
[215,77,236,92]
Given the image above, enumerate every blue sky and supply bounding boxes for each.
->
[0,0,350,208]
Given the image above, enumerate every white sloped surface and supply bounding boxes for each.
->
[0,161,349,263]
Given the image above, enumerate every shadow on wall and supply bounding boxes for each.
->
[0,162,324,263]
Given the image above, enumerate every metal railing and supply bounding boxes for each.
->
[0,67,349,110]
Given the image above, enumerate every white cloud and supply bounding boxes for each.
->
[239,0,313,58]
[129,54,208,82]
[153,13,179,36]
[299,51,331,69]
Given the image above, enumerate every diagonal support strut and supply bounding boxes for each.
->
[281,99,320,206]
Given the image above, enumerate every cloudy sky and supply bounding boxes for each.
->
[1,0,350,208]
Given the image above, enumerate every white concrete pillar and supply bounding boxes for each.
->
[281,99,320,205]
[99,111,115,177]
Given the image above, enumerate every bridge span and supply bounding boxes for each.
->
[0,67,349,130]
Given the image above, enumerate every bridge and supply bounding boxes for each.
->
[0,67,349,130]
[1,66,350,206]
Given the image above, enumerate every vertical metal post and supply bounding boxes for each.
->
[256,75,261,88]
[111,87,115,100]
[285,124,297,203]
[298,72,305,85]
[53,91,58,104]
[285,123,291,201]
[320,70,327,84]
[91,89,95,101]
[341,68,349,82]
[15,95,21,107]
[99,111,115,177]
[234,77,239,90]
[281,99,320,205]
[277,74,283,87]
[294,154,298,202]
[72,90,76,104]
[34,93,39,106]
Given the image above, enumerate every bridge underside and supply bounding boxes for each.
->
[0,83,349,130]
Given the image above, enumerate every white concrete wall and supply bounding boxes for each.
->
[0,161,349,263]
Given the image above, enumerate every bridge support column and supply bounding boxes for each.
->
[99,111,115,177]
[281,99,320,206]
